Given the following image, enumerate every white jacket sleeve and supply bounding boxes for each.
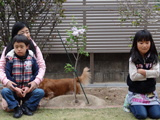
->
[129,58,159,81]
[146,62,159,78]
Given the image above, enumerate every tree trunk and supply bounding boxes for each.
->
[73,52,79,103]
[73,72,78,103]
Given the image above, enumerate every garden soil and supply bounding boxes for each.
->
[39,87,129,109]
[39,86,160,109]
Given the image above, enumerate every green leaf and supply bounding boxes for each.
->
[85,52,89,57]
[130,36,134,41]
[128,44,132,48]
[64,63,74,73]
[132,21,135,26]
[135,11,139,15]
[1,1,4,6]
[156,3,160,6]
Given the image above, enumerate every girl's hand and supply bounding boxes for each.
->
[137,69,146,76]
[15,87,23,98]
[28,81,37,93]
[6,81,17,92]
[22,87,30,97]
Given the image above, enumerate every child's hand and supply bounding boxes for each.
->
[22,87,30,97]
[137,69,146,76]
[15,87,23,98]
[6,81,17,92]
[28,81,38,93]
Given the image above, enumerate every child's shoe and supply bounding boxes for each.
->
[13,106,23,118]
[123,94,130,112]
[21,104,33,116]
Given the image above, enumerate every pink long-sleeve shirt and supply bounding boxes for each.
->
[0,39,46,86]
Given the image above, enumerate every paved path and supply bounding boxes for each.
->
[85,82,160,88]
[85,82,128,88]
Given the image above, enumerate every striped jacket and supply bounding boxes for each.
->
[5,49,39,88]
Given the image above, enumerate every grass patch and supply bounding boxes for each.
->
[0,108,154,120]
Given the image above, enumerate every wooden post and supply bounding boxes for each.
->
[90,53,94,84]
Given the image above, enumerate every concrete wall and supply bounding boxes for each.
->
[44,53,160,83]
[93,53,129,82]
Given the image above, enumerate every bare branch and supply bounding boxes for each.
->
[0,0,66,53]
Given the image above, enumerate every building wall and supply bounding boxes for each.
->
[45,53,160,83]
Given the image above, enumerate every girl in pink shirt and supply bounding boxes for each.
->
[0,22,46,116]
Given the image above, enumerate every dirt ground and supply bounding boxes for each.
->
[39,86,160,109]
[39,87,129,109]
[83,87,128,106]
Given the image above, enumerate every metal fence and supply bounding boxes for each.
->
[41,0,160,54]
[1,0,160,54]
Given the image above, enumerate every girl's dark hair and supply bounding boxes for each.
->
[12,34,30,46]
[5,21,37,56]
[130,30,158,64]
